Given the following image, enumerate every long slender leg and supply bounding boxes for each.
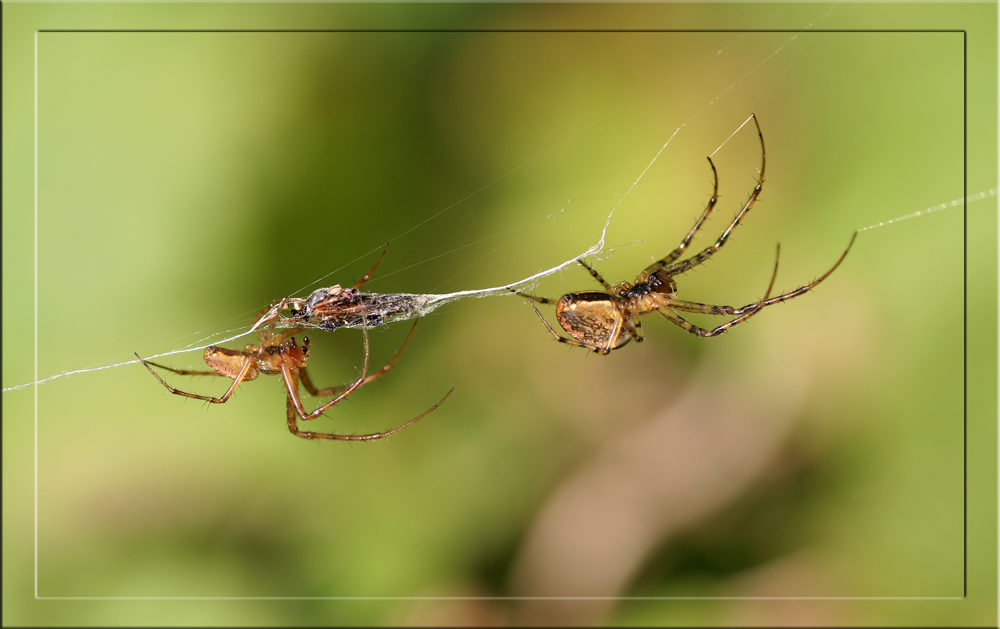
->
[647,156,720,272]
[575,258,613,290]
[253,297,291,349]
[283,327,372,421]
[299,319,420,397]
[667,300,739,316]
[139,361,229,377]
[508,289,562,305]
[523,300,595,352]
[751,232,856,309]
[353,242,390,289]
[251,297,288,336]
[668,234,856,322]
[137,352,254,404]
[657,309,722,338]
[667,299,773,317]
[659,114,766,277]
[285,386,453,441]
[658,240,781,338]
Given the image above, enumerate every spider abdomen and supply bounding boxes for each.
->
[555,292,632,350]
[204,346,260,381]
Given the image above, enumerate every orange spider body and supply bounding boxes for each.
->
[201,337,309,382]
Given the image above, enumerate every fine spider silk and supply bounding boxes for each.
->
[512,114,856,355]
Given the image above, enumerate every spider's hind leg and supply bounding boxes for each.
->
[522,299,599,352]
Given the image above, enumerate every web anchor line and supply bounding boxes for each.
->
[157,184,1000,336]
[6,183,993,393]
[856,188,997,233]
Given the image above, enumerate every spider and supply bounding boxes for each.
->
[137,304,452,441]
[513,114,857,354]
[281,243,429,331]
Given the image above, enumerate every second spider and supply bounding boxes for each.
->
[513,114,856,354]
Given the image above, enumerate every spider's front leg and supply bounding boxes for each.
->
[645,155,720,274]
[137,350,257,404]
[658,114,766,278]
[352,242,390,290]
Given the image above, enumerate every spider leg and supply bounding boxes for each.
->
[599,314,629,354]
[284,327,372,421]
[575,258,613,290]
[252,296,287,330]
[251,297,307,351]
[524,298,606,354]
[253,297,291,348]
[658,114,766,278]
[138,360,228,377]
[630,316,645,343]
[266,327,305,347]
[667,298,775,317]
[668,234,855,325]
[285,386,453,441]
[753,231,856,309]
[508,289,561,305]
[666,300,739,316]
[644,155,720,274]
[353,242,389,290]
[299,319,420,397]
[137,352,254,404]
[658,240,782,338]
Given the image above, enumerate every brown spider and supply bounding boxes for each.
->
[513,114,857,354]
[137,304,452,441]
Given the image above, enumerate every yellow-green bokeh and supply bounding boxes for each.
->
[3,3,995,626]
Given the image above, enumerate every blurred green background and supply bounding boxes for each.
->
[3,3,995,626]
